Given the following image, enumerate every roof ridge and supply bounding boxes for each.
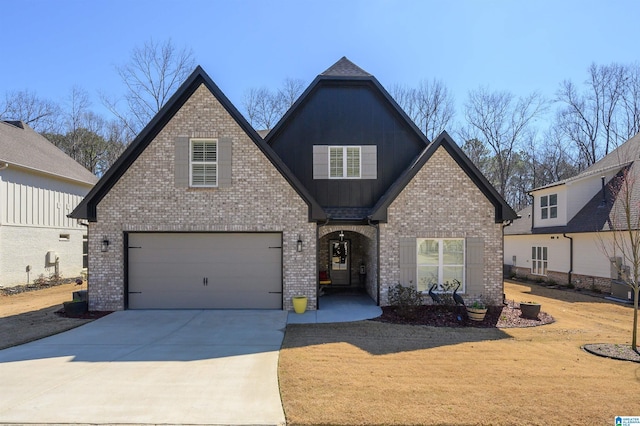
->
[321,56,371,77]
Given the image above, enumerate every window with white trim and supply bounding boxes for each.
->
[540,194,557,219]
[531,246,547,275]
[329,146,361,178]
[190,139,217,187]
[416,238,465,292]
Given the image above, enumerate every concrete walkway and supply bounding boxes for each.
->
[0,310,287,425]
[287,293,382,324]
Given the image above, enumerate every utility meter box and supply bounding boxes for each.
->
[46,251,59,265]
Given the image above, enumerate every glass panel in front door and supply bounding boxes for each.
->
[330,240,350,285]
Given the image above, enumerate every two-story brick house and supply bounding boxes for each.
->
[71,57,516,311]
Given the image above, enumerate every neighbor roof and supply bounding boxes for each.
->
[532,132,640,192]
[508,132,640,234]
[70,66,325,221]
[0,121,97,185]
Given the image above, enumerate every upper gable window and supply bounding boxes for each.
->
[190,139,218,187]
[329,146,361,178]
[540,194,557,219]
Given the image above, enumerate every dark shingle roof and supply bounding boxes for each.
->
[533,132,640,192]
[0,121,97,185]
[321,57,371,77]
[504,205,533,235]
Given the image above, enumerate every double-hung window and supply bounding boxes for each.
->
[531,246,547,275]
[416,238,465,292]
[329,146,361,178]
[190,139,218,187]
[540,194,557,219]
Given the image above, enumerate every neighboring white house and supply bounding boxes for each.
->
[0,121,98,287]
[504,132,640,301]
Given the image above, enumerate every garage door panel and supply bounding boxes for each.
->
[128,233,282,309]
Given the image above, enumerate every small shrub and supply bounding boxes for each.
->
[437,281,458,306]
[388,283,423,319]
[567,283,575,289]
[547,279,557,286]
[49,273,63,286]
[33,274,47,287]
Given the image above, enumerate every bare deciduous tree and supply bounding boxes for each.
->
[0,90,61,133]
[597,166,640,352]
[556,63,630,168]
[102,38,196,141]
[619,63,640,140]
[391,79,455,141]
[242,78,305,132]
[43,87,126,175]
[462,87,547,201]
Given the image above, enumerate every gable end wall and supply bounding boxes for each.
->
[380,146,504,305]
[89,84,315,311]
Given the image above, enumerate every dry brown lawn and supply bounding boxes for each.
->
[279,281,640,425]
[0,283,93,349]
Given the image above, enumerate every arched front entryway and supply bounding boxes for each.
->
[317,225,378,306]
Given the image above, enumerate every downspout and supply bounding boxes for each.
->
[78,220,90,308]
[367,218,380,306]
[502,219,514,304]
[563,233,573,286]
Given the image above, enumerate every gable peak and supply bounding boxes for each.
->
[321,56,371,77]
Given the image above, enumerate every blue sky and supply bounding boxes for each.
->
[2,0,639,126]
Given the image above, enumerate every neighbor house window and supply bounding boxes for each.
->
[329,146,361,178]
[82,235,88,269]
[190,139,217,187]
[540,194,557,219]
[531,246,547,275]
[416,238,465,292]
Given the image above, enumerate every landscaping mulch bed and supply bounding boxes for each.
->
[583,343,640,363]
[372,300,554,328]
[55,309,113,320]
[0,279,82,296]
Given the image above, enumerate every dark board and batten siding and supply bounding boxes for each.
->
[269,81,426,208]
[312,145,377,179]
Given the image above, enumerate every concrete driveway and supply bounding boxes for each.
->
[0,310,287,425]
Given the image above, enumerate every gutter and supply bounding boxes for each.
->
[563,233,573,285]
[0,160,95,186]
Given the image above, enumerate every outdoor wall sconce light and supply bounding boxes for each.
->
[297,234,303,252]
[101,237,110,252]
[339,230,344,242]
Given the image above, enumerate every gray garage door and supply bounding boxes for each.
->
[127,233,282,309]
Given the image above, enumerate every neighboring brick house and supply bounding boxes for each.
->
[504,132,640,301]
[0,120,98,288]
[71,57,516,311]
